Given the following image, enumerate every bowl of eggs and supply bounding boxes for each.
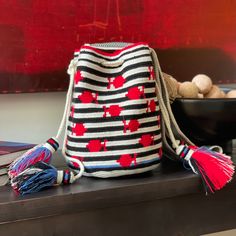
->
[168,74,236,154]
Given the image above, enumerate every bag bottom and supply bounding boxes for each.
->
[82,163,160,178]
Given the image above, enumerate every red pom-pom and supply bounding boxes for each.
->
[177,145,235,194]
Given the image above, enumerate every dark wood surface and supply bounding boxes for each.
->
[0,159,201,223]
[0,151,236,236]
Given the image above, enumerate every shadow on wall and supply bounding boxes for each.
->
[1,48,236,93]
[157,48,236,84]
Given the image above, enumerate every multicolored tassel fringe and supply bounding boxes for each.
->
[10,161,76,195]
[8,137,59,179]
[177,145,235,194]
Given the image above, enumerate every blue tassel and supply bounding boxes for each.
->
[11,162,75,195]
[8,138,59,179]
[11,162,57,195]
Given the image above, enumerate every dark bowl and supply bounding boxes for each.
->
[171,87,236,153]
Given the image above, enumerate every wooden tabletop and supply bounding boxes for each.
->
[1,152,234,224]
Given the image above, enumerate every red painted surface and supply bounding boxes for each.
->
[0,0,236,93]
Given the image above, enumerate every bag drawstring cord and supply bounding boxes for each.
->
[59,58,85,180]
[150,48,179,149]
[150,48,194,148]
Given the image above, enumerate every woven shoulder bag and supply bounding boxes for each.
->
[9,42,234,195]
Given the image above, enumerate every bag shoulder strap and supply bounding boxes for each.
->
[150,48,194,151]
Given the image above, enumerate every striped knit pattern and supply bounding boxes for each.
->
[46,138,59,151]
[64,42,162,178]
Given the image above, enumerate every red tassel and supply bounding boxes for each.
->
[176,145,235,194]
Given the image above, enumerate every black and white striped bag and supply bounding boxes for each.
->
[64,42,162,177]
[9,42,234,195]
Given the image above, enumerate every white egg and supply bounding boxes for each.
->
[178,82,199,98]
[192,74,212,94]
[204,85,222,98]
[226,90,236,98]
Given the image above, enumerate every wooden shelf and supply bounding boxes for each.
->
[0,153,235,235]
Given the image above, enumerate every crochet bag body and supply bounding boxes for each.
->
[64,42,162,177]
[9,42,234,195]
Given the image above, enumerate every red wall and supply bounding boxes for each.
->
[0,0,236,93]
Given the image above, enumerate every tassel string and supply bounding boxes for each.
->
[11,157,84,195]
